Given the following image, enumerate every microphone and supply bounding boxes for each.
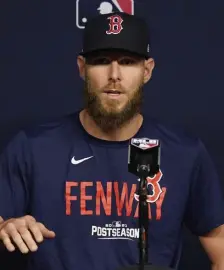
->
[128,138,160,178]
[116,138,172,270]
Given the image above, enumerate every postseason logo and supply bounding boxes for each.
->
[91,220,139,241]
[76,0,134,29]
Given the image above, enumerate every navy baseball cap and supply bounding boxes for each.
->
[80,12,151,59]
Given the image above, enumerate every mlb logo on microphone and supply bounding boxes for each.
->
[76,0,134,29]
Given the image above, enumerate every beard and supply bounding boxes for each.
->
[83,75,144,133]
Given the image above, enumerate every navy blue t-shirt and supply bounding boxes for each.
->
[0,112,223,270]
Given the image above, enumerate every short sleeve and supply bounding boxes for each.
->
[0,131,31,219]
[184,139,224,236]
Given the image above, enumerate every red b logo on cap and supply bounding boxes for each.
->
[106,15,123,35]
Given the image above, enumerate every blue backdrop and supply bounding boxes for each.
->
[1,0,224,269]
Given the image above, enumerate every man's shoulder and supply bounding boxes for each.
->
[2,111,80,154]
[24,111,80,138]
[142,115,201,150]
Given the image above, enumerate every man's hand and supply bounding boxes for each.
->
[0,215,55,254]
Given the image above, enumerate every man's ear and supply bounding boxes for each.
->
[143,58,155,84]
[77,55,86,80]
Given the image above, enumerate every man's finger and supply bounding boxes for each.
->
[0,216,4,223]
[18,226,38,252]
[6,223,29,253]
[0,230,15,252]
[28,223,43,243]
[38,223,56,238]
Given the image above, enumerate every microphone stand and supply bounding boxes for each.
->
[138,166,150,270]
[116,165,173,270]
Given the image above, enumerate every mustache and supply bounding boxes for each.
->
[101,84,126,94]
[85,76,126,93]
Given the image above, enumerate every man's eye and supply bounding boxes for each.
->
[92,58,110,65]
[119,58,136,65]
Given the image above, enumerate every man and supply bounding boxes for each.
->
[0,12,224,270]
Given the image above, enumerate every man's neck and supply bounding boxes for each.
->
[79,109,143,141]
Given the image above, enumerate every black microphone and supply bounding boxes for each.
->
[116,138,172,270]
[128,138,160,178]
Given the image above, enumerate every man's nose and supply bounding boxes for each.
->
[108,61,121,82]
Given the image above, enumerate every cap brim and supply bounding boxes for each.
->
[79,48,149,59]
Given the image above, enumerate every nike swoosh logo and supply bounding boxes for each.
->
[71,156,93,165]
